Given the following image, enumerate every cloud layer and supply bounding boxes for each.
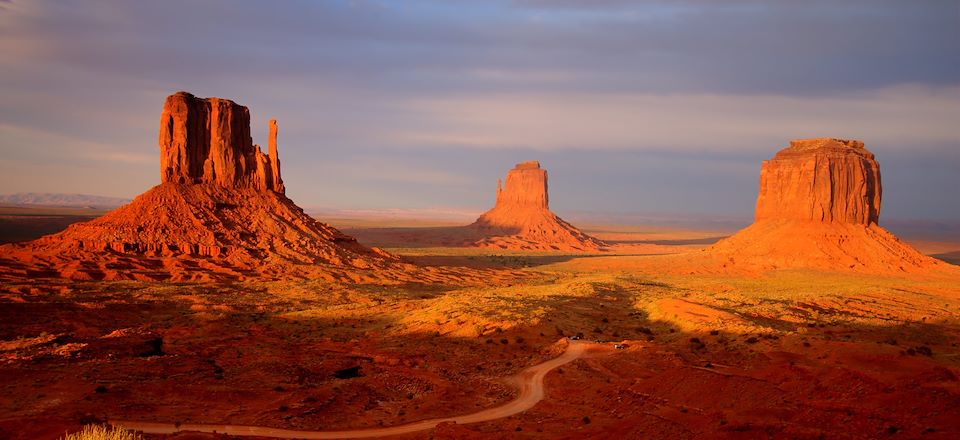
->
[1,0,957,220]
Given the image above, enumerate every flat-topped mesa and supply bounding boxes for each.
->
[494,160,549,209]
[159,91,284,193]
[754,138,880,224]
[703,137,945,274]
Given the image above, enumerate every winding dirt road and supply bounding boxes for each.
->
[111,341,608,439]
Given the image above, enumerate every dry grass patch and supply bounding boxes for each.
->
[60,424,142,440]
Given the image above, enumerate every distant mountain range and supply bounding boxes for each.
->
[0,193,130,208]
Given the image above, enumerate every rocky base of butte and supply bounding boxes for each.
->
[468,161,606,251]
[0,183,404,282]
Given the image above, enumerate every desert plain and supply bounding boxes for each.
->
[2,216,960,439]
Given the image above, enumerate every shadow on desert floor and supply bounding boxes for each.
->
[2,271,960,438]
[342,225,518,249]
[403,252,686,269]
[932,250,960,265]
[601,236,727,246]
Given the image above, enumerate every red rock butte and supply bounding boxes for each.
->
[754,138,880,224]
[159,92,284,192]
[0,92,485,283]
[469,161,606,251]
[706,138,942,273]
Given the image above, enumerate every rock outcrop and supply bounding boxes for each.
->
[469,161,606,251]
[159,92,284,192]
[268,119,284,194]
[0,92,496,284]
[494,160,549,210]
[706,138,942,273]
[754,138,881,224]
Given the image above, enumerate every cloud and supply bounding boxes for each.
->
[0,123,156,197]
[390,85,960,152]
[0,0,957,219]
[2,0,957,96]
[0,123,152,164]
[307,156,476,186]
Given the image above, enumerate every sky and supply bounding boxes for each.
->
[1,0,958,222]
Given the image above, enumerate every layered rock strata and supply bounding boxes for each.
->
[754,138,881,224]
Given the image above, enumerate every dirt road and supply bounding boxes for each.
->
[111,341,608,439]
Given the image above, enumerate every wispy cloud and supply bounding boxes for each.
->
[393,85,960,152]
[311,156,476,186]
[0,124,153,164]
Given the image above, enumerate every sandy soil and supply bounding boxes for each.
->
[0,206,107,245]
[110,341,610,438]
[1,220,959,439]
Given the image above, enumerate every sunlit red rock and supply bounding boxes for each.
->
[469,161,605,251]
[754,138,881,224]
[268,118,285,194]
[158,91,283,193]
[0,92,504,283]
[706,138,941,273]
[493,160,549,209]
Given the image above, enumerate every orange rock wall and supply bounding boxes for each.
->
[754,138,881,224]
[705,138,942,273]
[495,160,548,209]
[158,91,284,193]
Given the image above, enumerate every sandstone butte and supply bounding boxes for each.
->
[705,138,944,273]
[0,92,489,284]
[468,161,606,251]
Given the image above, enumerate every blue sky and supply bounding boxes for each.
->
[1,0,958,221]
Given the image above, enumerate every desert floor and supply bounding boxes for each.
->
[1,211,959,439]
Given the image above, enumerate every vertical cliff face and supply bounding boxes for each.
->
[754,138,881,224]
[158,92,284,193]
[495,160,549,210]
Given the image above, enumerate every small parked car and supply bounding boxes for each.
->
[567,335,581,341]
[614,343,628,350]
